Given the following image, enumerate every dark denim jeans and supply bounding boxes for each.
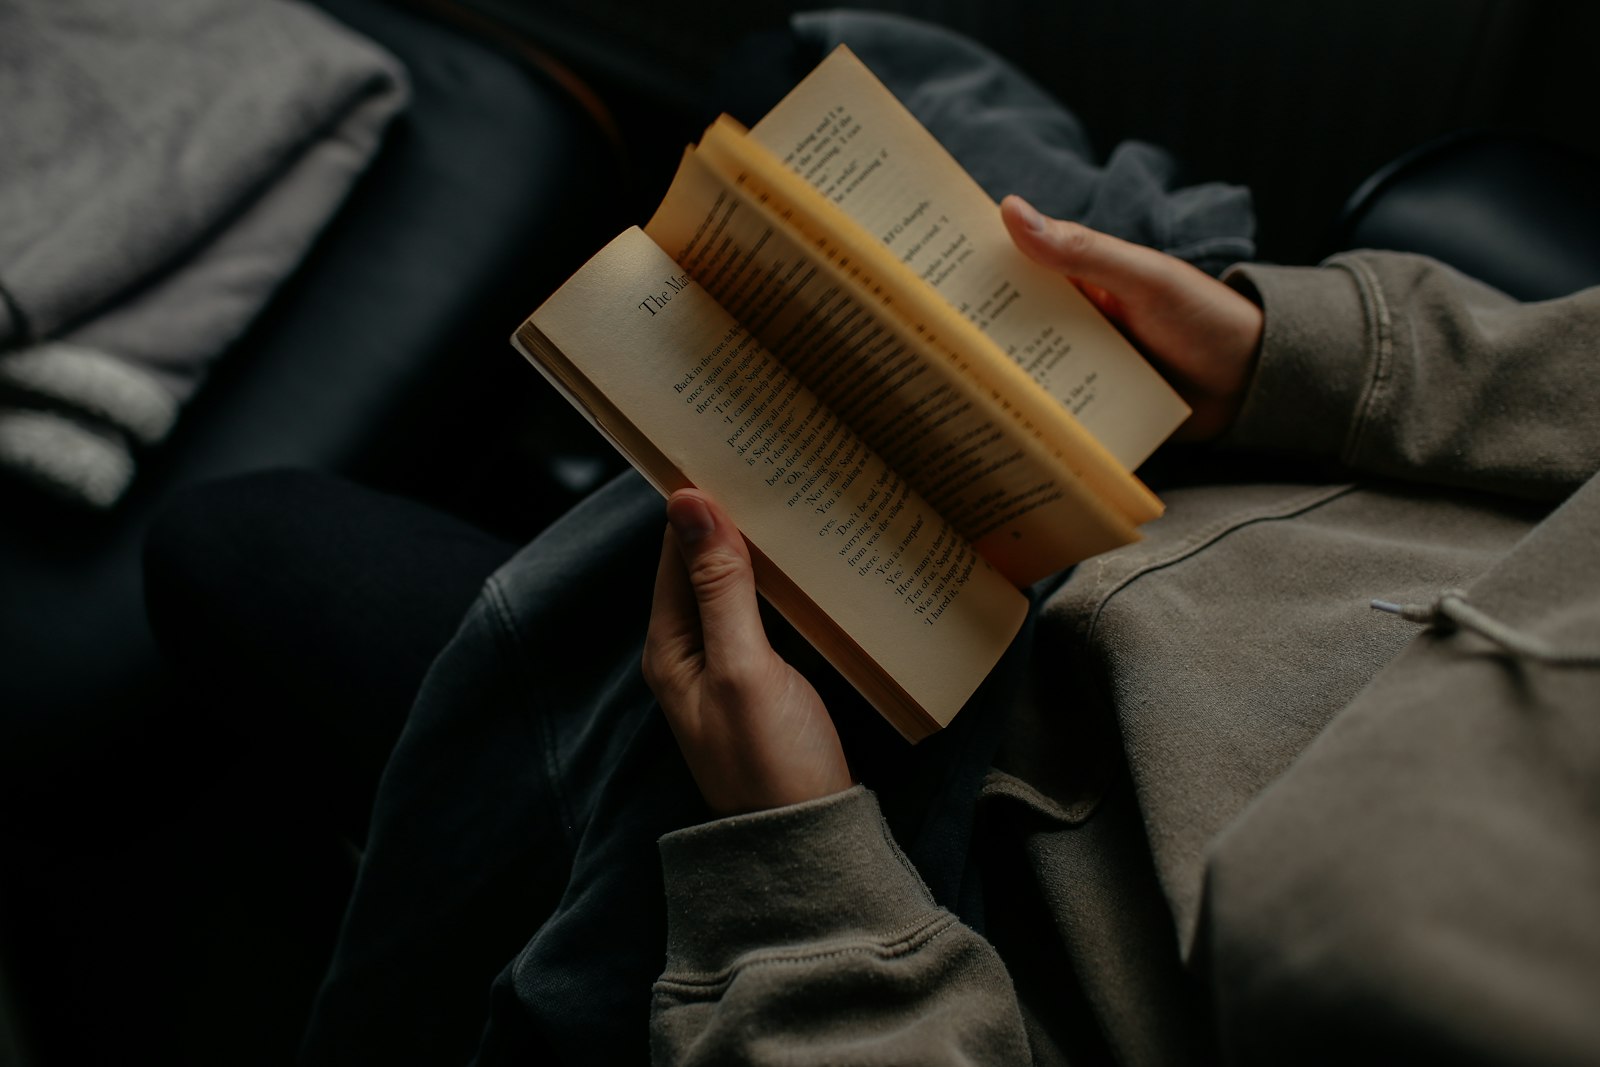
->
[284,471,1028,1063]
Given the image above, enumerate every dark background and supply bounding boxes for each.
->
[455,0,1600,264]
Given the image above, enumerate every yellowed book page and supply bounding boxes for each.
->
[682,116,1163,536]
[521,227,1027,733]
[748,46,1190,471]
[645,147,1140,585]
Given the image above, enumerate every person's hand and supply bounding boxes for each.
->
[1001,195,1265,442]
[643,488,853,817]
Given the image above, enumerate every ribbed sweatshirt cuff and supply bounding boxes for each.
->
[658,786,938,978]
[1223,259,1374,461]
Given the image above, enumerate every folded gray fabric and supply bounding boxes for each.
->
[793,11,1256,276]
[0,0,409,508]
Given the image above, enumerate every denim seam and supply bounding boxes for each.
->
[485,573,581,852]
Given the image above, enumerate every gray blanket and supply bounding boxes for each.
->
[0,0,408,508]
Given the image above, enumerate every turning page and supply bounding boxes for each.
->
[749,47,1190,470]
[644,145,1143,584]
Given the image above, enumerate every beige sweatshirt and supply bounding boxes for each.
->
[651,252,1600,1065]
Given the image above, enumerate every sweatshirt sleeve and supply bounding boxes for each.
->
[650,786,1030,1066]
[1223,252,1600,501]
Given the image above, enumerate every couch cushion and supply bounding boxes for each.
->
[1336,132,1600,301]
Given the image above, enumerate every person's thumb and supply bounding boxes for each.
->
[1001,195,1167,301]
[666,489,766,665]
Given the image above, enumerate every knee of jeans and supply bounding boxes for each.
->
[142,467,330,658]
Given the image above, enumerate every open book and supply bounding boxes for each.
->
[514,47,1189,740]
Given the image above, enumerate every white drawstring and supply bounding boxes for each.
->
[1371,589,1600,667]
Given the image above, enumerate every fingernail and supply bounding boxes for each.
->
[668,495,715,545]
[1012,196,1046,234]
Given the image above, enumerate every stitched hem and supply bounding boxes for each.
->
[1081,484,1360,644]
[1339,256,1394,467]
